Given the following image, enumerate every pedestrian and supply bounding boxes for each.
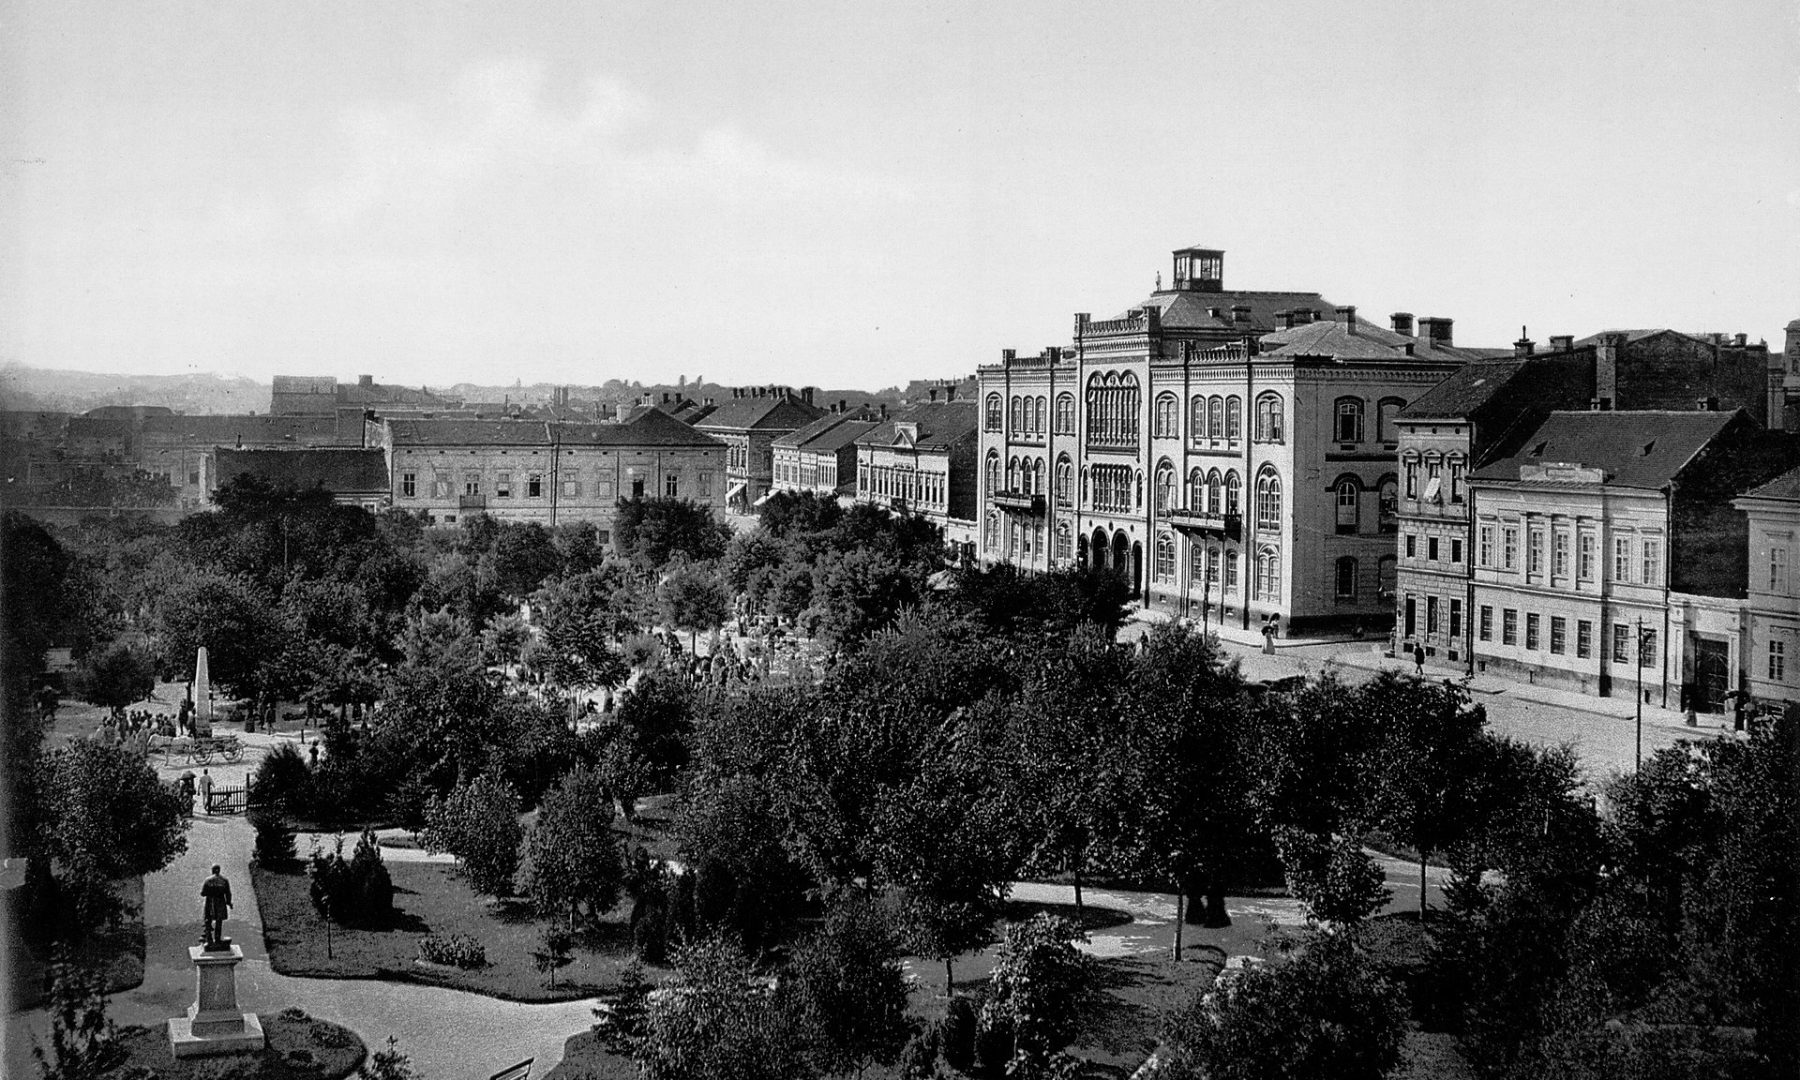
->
[1413,641,1426,676]
[201,864,232,947]
[308,741,320,768]
[197,768,213,815]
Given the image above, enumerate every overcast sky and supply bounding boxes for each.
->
[3,1,1797,391]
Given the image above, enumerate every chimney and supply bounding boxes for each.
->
[1419,317,1454,347]
[928,388,938,402]
[802,386,815,405]
[1336,305,1358,332]
[1514,328,1535,357]
[879,404,888,420]
[839,399,847,413]
[1002,348,1016,366]
[1549,335,1573,353]
[358,374,374,388]
[1734,332,1747,347]
[1391,312,1414,336]
[1593,331,1625,410]
[1275,309,1296,330]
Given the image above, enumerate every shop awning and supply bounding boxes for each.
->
[727,482,748,501]
[752,491,775,507]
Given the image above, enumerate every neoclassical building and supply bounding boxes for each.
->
[976,245,1476,634]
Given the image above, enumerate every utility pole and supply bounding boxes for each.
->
[1635,615,1644,770]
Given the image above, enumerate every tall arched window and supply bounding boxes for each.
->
[1255,468,1282,530]
[1034,397,1047,435]
[1402,453,1421,498]
[984,511,1000,550]
[1335,477,1360,534]
[1225,471,1242,518]
[1225,396,1242,440]
[1032,458,1046,498]
[1085,371,1140,447]
[1054,393,1075,435]
[1055,455,1073,506]
[1448,453,1467,503]
[1255,545,1282,602]
[1154,393,1178,438]
[1255,392,1284,442]
[1377,398,1405,445]
[1154,462,1175,512]
[1335,556,1358,600]
[1207,469,1223,515]
[1154,533,1176,582]
[1006,456,1020,492]
[1010,396,1022,432]
[985,394,1002,432]
[1187,467,1204,509]
[1225,549,1240,592]
[1055,522,1071,562]
[1377,555,1398,599]
[1209,396,1224,440]
[1190,396,1208,439]
[984,450,1000,496]
[1377,475,1399,533]
[1334,398,1365,443]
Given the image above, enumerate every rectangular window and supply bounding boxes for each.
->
[1406,534,1417,558]
[1405,597,1417,638]
[1613,623,1631,663]
[1528,529,1544,576]
[1577,620,1593,658]
[1479,605,1493,641]
[1553,531,1570,578]
[1502,609,1518,646]
[562,479,581,498]
[1224,550,1239,591]
[527,473,543,498]
[665,474,680,498]
[1428,537,1439,562]
[1503,527,1519,571]
[1614,537,1631,583]
[463,472,481,497]
[1449,598,1463,639]
[433,474,452,499]
[1772,546,1790,593]
[401,471,417,498]
[1639,628,1656,667]
[1526,613,1540,650]
[1771,641,1788,682]
[495,472,512,498]
[1579,533,1596,580]
[1451,538,1463,564]
[1479,525,1495,567]
[1427,596,1439,633]
[1641,539,1661,587]
[1550,616,1566,654]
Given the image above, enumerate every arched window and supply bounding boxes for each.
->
[1154,393,1179,438]
[1335,477,1360,534]
[1255,468,1282,531]
[1055,522,1072,562]
[1225,471,1242,518]
[1225,549,1240,592]
[1033,458,1046,497]
[1209,396,1224,440]
[1424,453,1444,502]
[1006,456,1020,492]
[1403,453,1421,498]
[1009,396,1022,432]
[1135,469,1144,508]
[1154,462,1175,512]
[1154,533,1176,582]
[984,450,1000,496]
[1055,455,1073,506]
[1255,392,1284,442]
[1189,539,1207,584]
[1334,398,1365,443]
[1255,545,1282,602]
[984,511,1001,550]
[1377,398,1405,445]
[1207,469,1223,515]
[1187,467,1204,510]
[985,394,1002,432]
[1377,475,1398,533]
[1190,396,1208,439]
[1085,371,1140,447]
[1448,453,1467,503]
[1225,396,1242,440]
[1080,465,1090,505]
[1054,393,1075,435]
[1335,556,1358,600]
[1377,555,1398,600]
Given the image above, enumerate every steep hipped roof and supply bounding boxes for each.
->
[774,414,881,453]
[142,414,339,444]
[1739,463,1800,503]
[214,448,390,493]
[553,409,723,449]
[1469,410,1744,490]
[385,419,551,446]
[1400,360,1535,419]
[1120,289,1337,335]
[1258,317,1476,363]
[854,401,979,452]
[384,412,723,449]
[694,394,827,433]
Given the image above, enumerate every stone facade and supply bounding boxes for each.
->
[771,412,879,500]
[1733,465,1800,710]
[854,401,980,559]
[694,388,828,512]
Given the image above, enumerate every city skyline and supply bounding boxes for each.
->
[4,0,1797,390]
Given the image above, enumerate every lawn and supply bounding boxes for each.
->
[5,876,146,1011]
[103,1008,365,1080]
[252,860,659,1003]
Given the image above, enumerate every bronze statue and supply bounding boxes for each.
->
[201,864,232,948]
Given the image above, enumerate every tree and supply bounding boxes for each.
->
[674,771,809,955]
[635,935,816,1080]
[1274,828,1391,929]
[150,567,284,704]
[32,947,122,1080]
[357,1036,421,1080]
[67,640,156,713]
[516,767,624,931]
[40,742,189,931]
[978,914,1093,1072]
[755,490,844,537]
[422,774,522,896]
[783,895,912,1079]
[612,496,732,569]
[531,924,575,988]
[659,561,731,651]
[1160,930,1408,1080]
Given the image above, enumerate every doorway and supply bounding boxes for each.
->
[1693,637,1729,713]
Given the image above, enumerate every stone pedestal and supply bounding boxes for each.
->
[167,943,265,1058]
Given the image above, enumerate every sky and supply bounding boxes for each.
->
[3,1,1798,391]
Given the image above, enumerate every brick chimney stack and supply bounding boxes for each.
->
[1391,312,1414,336]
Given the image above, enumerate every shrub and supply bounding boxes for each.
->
[421,774,522,897]
[978,914,1092,1068]
[308,829,393,925]
[252,742,314,816]
[249,807,297,868]
[418,933,488,969]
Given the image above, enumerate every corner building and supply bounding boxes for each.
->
[975,246,1475,634]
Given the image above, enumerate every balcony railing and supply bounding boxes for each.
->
[1164,508,1240,539]
[459,494,487,510]
[992,490,1045,514]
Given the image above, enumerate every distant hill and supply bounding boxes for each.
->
[0,364,266,415]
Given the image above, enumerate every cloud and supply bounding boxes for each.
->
[304,59,906,226]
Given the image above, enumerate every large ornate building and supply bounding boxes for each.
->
[976,245,1476,633]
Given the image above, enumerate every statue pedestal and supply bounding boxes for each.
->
[167,943,265,1058]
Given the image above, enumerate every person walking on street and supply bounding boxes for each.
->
[197,768,213,815]
[1413,641,1426,676]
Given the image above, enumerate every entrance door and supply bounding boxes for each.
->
[1693,637,1729,713]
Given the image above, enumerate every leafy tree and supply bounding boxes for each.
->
[32,947,122,1080]
[659,561,731,651]
[39,742,188,931]
[516,767,624,931]
[674,771,809,954]
[978,914,1093,1071]
[755,490,844,537]
[1160,930,1408,1080]
[608,671,696,802]
[612,496,732,569]
[950,561,1132,639]
[635,935,816,1080]
[308,829,394,925]
[67,640,156,713]
[422,774,522,896]
[782,895,912,1078]
[150,567,284,704]
[806,546,914,650]
[1274,828,1391,929]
